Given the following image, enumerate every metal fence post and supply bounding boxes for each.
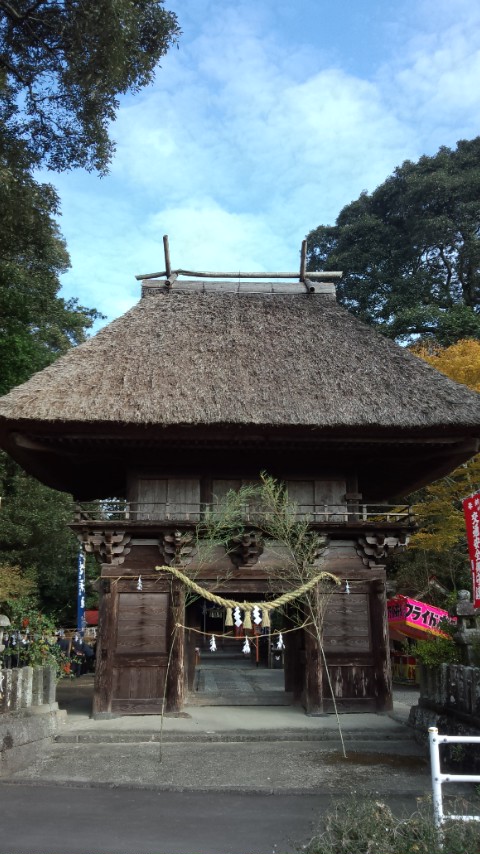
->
[429,727,444,831]
[428,725,480,842]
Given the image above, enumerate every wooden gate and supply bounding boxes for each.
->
[94,585,171,715]
[111,591,169,714]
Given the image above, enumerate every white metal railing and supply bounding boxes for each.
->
[73,500,413,524]
[429,726,480,837]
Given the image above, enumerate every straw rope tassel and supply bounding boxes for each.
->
[262,608,271,628]
[225,607,233,626]
[243,609,252,630]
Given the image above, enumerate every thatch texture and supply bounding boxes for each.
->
[1,288,480,431]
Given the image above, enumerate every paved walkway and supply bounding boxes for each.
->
[53,670,420,740]
[3,670,433,795]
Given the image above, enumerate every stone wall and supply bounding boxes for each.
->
[409,663,480,771]
[0,666,65,775]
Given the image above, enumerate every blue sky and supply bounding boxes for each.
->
[45,0,480,325]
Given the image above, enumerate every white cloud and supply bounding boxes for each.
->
[149,200,286,271]
[382,0,480,143]
[51,0,480,326]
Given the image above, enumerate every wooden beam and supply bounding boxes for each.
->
[136,268,343,281]
[163,235,172,278]
[166,272,178,287]
[300,239,307,283]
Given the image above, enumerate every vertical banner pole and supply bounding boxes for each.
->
[77,549,86,634]
[462,493,480,608]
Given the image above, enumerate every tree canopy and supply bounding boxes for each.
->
[0,0,181,393]
[0,151,102,394]
[410,340,480,553]
[389,340,480,603]
[0,1,180,619]
[307,137,480,345]
[0,453,86,621]
[0,0,180,173]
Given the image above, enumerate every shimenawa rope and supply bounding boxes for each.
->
[155,564,339,627]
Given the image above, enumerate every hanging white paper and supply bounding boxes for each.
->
[242,637,251,654]
[252,605,262,625]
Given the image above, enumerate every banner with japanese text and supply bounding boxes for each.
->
[77,549,86,632]
[462,492,480,608]
[387,596,452,640]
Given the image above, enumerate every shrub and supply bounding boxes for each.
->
[414,635,461,667]
[1,598,68,677]
[303,797,480,854]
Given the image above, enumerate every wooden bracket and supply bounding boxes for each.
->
[356,532,409,567]
[228,530,264,567]
[158,530,196,566]
[80,530,131,565]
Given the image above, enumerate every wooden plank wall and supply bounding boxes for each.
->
[130,478,201,519]
[128,476,348,519]
[302,540,391,712]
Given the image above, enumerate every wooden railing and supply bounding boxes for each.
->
[73,500,414,525]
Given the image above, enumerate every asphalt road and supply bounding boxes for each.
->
[0,784,420,854]
[2,679,426,853]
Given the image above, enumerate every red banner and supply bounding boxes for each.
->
[462,493,480,608]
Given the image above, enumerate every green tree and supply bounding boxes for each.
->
[0,128,102,618]
[0,454,80,619]
[0,0,180,173]
[0,1,181,395]
[0,147,101,394]
[0,3,180,619]
[389,340,480,601]
[0,563,36,603]
[307,137,480,345]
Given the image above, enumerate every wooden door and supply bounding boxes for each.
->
[322,588,375,710]
[301,580,391,713]
[111,591,169,714]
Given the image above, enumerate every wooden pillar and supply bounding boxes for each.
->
[93,576,113,716]
[165,581,185,712]
[284,608,303,699]
[304,626,324,714]
[184,604,201,692]
[370,574,393,711]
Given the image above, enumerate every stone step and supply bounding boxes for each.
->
[55,725,416,744]
[186,691,294,706]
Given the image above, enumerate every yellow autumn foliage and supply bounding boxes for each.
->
[413,339,480,392]
[410,339,480,552]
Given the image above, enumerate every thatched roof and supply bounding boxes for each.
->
[1,284,480,432]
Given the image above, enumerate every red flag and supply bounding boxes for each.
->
[462,493,480,608]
